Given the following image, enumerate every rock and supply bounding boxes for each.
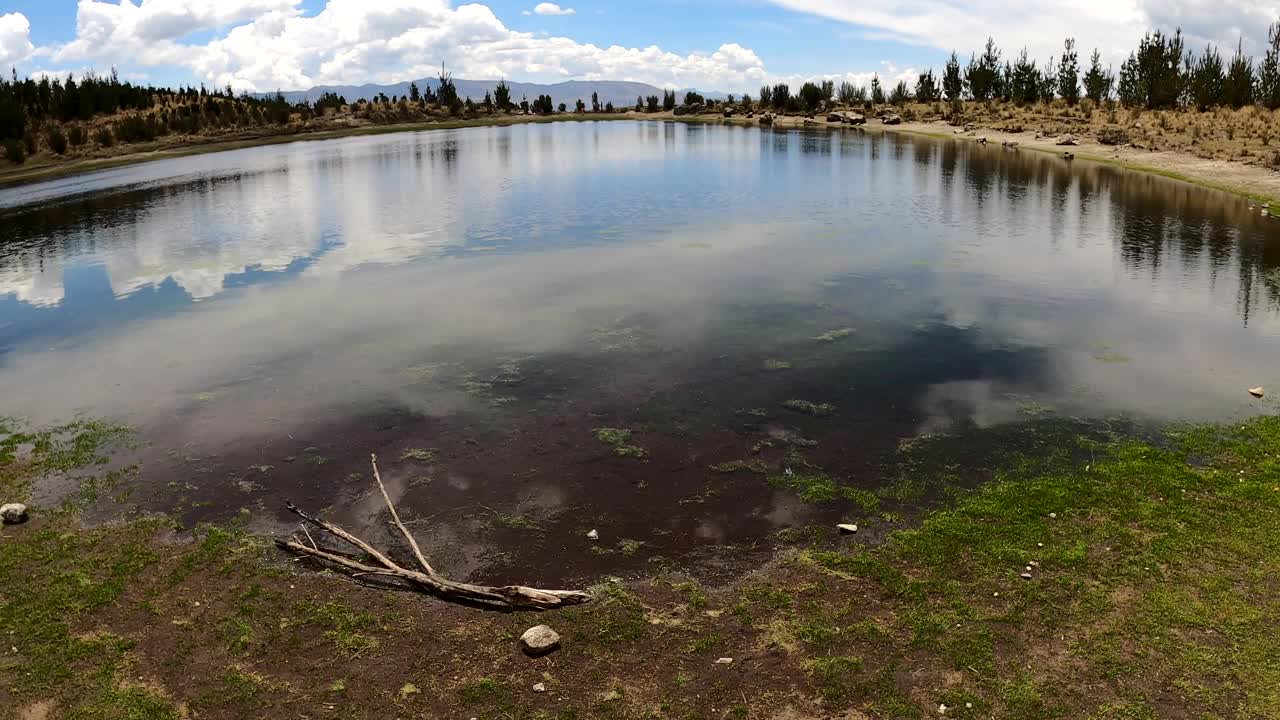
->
[601,690,622,702]
[1056,134,1079,146]
[1001,140,1019,148]
[827,112,845,122]
[847,113,866,125]
[673,105,688,116]
[0,503,28,525]
[1062,151,1075,160]
[519,625,561,657]
[587,529,599,540]
[881,113,902,125]
[722,107,736,118]
[836,523,859,534]
[803,119,818,126]
[745,111,754,118]
[759,113,774,126]
[963,123,977,132]
[1249,387,1265,398]
[715,657,734,664]
[532,683,547,693]
[978,137,988,145]
[1019,572,1033,580]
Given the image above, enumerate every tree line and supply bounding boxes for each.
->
[748,20,1280,113]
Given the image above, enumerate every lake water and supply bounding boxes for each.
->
[1,120,1277,583]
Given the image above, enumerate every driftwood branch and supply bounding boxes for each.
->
[277,454,591,611]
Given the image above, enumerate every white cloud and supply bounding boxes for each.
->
[50,0,773,93]
[533,3,576,15]
[0,12,35,68]
[766,0,1280,67]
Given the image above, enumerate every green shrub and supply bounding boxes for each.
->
[4,139,25,164]
[94,126,114,148]
[45,126,68,155]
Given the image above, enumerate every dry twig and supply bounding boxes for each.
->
[277,454,591,610]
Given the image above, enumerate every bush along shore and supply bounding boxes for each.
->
[3,411,1279,719]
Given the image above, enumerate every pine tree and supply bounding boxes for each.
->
[1058,38,1080,104]
[591,91,600,112]
[1039,57,1058,103]
[1259,20,1280,109]
[965,38,1002,101]
[871,75,884,104]
[915,69,940,102]
[1080,49,1111,101]
[494,80,511,110]
[1010,49,1040,104]
[1189,44,1225,110]
[1223,38,1255,108]
[943,51,965,101]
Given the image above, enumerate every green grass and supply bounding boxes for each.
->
[767,469,881,508]
[457,677,510,705]
[295,601,380,656]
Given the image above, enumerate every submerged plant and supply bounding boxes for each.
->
[710,459,769,474]
[593,428,649,459]
[764,359,792,371]
[813,328,854,342]
[782,400,837,417]
[400,448,438,463]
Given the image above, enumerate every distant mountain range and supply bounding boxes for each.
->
[266,78,727,109]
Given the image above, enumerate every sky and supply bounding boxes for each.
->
[0,0,1278,94]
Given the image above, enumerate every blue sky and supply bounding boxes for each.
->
[1,1,1274,93]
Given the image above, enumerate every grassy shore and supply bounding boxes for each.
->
[3,411,1279,719]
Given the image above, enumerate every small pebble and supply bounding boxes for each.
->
[966,703,973,709]
[532,683,546,693]
[836,523,858,534]
[715,657,734,665]
[939,703,948,714]
[1049,512,1057,519]
[993,592,1000,597]
[586,529,599,540]
[1020,572,1033,580]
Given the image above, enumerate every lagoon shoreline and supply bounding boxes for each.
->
[4,109,1279,210]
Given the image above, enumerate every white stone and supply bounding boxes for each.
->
[0,503,28,525]
[1249,387,1265,399]
[532,683,547,693]
[519,625,561,656]
[836,524,858,534]
[715,657,734,665]
[586,529,599,540]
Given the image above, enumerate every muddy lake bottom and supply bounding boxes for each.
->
[118,350,1135,589]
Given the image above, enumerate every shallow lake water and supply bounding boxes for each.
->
[1,120,1278,583]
